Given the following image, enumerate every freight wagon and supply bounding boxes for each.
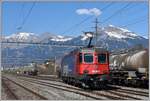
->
[109,49,149,87]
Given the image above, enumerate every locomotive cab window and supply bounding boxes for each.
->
[98,53,107,64]
[84,53,93,63]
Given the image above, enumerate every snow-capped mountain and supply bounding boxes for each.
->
[80,24,142,40]
[3,25,146,44]
[51,35,72,42]
[5,32,39,42]
[38,32,73,42]
[66,24,148,49]
[4,32,73,42]
[103,25,140,39]
[2,25,148,67]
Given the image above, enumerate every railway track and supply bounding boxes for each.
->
[18,74,149,92]
[2,78,19,100]
[2,76,48,100]
[109,88,148,97]
[18,78,123,100]
[12,74,149,100]
[12,76,105,100]
[18,74,149,89]
[108,84,149,94]
[3,75,106,100]
[18,74,60,81]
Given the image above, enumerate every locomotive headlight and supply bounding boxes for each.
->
[92,70,100,73]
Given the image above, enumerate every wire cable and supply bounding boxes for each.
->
[121,18,147,27]
[19,2,36,30]
[16,3,25,31]
[61,16,93,35]
[101,3,131,24]
[101,2,113,11]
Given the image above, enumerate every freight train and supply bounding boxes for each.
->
[109,49,149,88]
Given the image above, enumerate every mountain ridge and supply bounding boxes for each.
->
[2,25,148,67]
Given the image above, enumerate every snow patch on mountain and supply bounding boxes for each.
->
[38,32,73,42]
[51,35,72,42]
[103,25,138,39]
[5,32,73,42]
[6,32,35,39]
[5,32,39,42]
[51,37,72,42]
[108,25,130,33]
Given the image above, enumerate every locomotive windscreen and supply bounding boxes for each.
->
[84,53,93,63]
[98,54,107,63]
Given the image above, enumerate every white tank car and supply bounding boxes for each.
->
[110,49,149,73]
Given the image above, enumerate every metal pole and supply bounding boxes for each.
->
[95,18,98,47]
[54,56,56,75]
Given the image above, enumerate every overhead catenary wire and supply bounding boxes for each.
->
[20,3,25,22]
[121,17,148,38]
[101,3,131,24]
[2,58,51,64]
[2,41,104,49]
[61,16,93,35]
[101,14,148,28]
[121,18,147,28]
[120,3,140,15]
[18,2,36,30]
[1,41,89,48]
[2,57,53,60]
[16,3,25,31]
[101,2,114,11]
[97,3,146,27]
[96,2,148,36]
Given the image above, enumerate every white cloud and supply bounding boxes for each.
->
[76,8,102,16]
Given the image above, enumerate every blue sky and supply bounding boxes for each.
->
[2,1,149,38]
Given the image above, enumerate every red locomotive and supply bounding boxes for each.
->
[59,32,110,88]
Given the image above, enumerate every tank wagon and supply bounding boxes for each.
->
[60,47,110,88]
[16,65,38,76]
[109,49,149,87]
